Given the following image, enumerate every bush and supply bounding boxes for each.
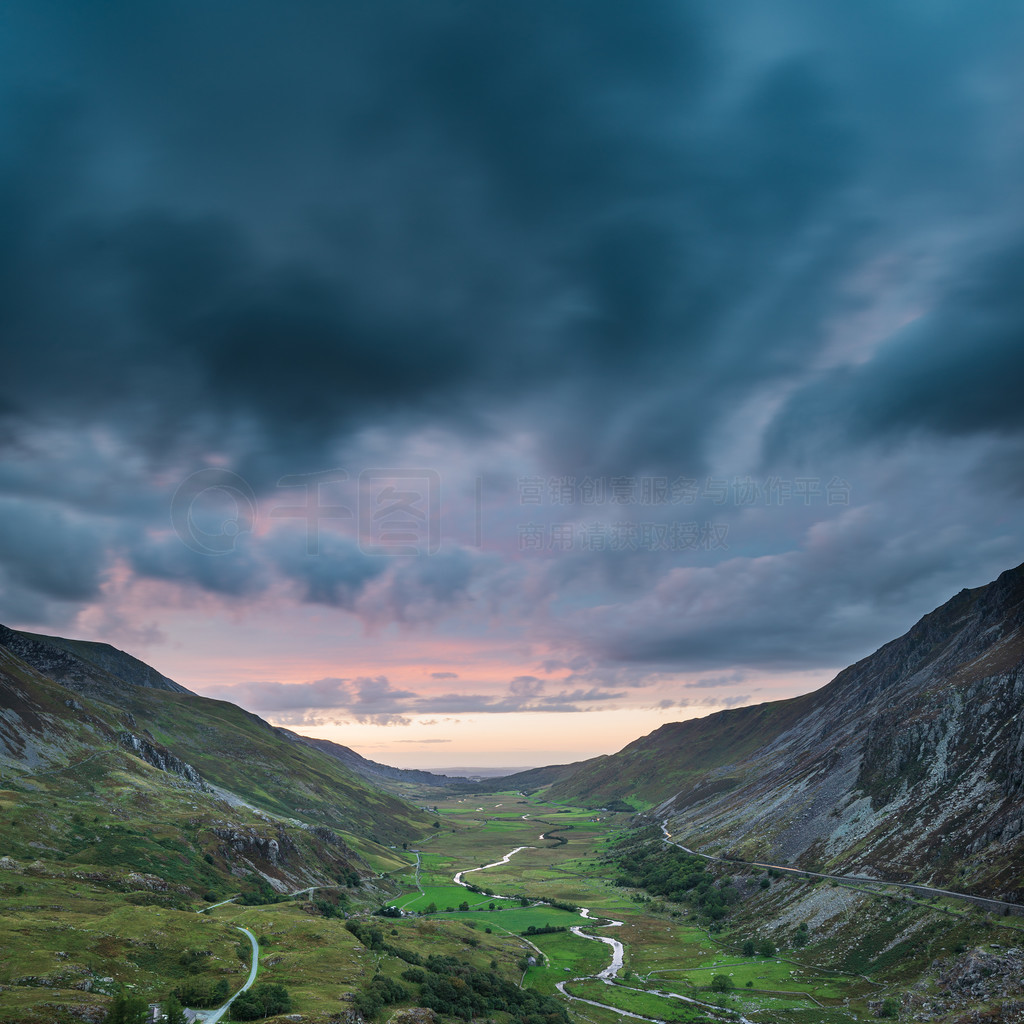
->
[229,983,291,1020]
[757,939,775,957]
[710,974,734,992]
[879,996,900,1019]
[742,940,756,957]
[172,978,229,1009]
[103,993,150,1024]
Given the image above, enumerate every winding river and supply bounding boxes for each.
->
[452,844,752,1023]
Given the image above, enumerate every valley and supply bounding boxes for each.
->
[3,765,1024,1022]
[2,563,1024,1022]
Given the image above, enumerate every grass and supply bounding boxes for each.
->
[0,770,1004,1023]
[565,979,720,1022]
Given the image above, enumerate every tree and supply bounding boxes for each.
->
[757,939,775,957]
[458,901,470,911]
[710,974,734,993]
[742,940,756,957]
[104,993,149,1024]
[229,982,291,1021]
[163,993,187,1024]
[879,996,900,1019]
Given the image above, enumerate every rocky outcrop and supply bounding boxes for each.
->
[212,826,298,865]
[117,731,205,788]
[387,1009,439,1024]
[937,946,1024,1002]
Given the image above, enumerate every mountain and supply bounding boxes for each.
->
[280,730,467,789]
[546,561,1024,900]
[0,625,433,897]
[0,624,189,697]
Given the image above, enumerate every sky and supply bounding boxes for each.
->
[1,1,1023,770]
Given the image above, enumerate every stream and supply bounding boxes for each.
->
[452,844,753,1024]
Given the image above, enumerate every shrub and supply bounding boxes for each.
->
[879,996,900,1019]
[103,993,150,1023]
[229,983,291,1021]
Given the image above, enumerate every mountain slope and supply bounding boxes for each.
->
[548,561,1024,899]
[0,627,434,892]
[0,624,190,696]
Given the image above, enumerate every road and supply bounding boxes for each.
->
[199,926,259,1023]
[660,821,1024,916]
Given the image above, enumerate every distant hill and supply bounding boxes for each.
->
[279,729,466,788]
[545,562,1024,900]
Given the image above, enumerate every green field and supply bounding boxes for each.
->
[0,785,963,1023]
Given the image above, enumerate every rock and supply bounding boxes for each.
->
[118,731,205,789]
[387,1009,439,1024]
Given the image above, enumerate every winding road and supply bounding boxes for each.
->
[199,926,259,1023]
[660,820,1024,916]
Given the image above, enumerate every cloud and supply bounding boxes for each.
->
[509,676,544,698]
[0,0,1022,727]
[685,672,748,689]
[656,695,752,711]
[267,530,386,609]
[203,675,417,726]
[0,500,107,601]
[562,496,1020,672]
[765,239,1024,461]
[202,672,627,723]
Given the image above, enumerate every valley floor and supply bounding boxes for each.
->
[3,787,1023,1023]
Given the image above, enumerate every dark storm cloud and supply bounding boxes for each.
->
[0,0,879,482]
[0,0,1022,683]
[128,532,269,598]
[0,500,106,601]
[565,497,1020,671]
[267,531,387,610]
[766,239,1024,457]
